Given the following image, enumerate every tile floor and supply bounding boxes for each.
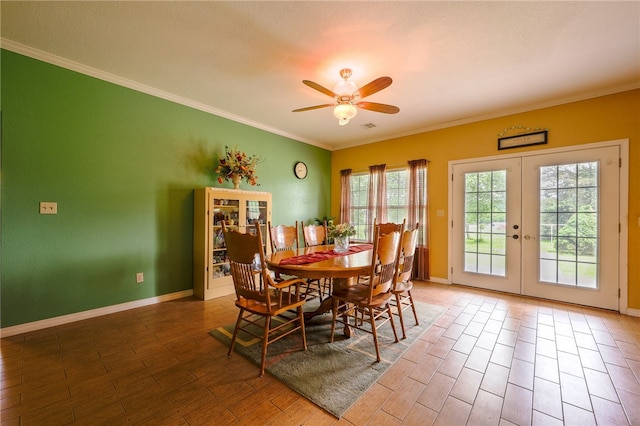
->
[1,282,639,425]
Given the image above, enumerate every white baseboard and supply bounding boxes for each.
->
[427,276,451,285]
[2,286,636,338]
[626,308,640,318]
[0,289,194,338]
[423,279,639,317]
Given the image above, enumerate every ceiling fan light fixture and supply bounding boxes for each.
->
[334,103,357,125]
[333,79,358,96]
[294,68,397,122]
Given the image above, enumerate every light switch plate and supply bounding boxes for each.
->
[39,202,58,214]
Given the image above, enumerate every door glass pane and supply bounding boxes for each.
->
[463,170,507,276]
[538,161,599,288]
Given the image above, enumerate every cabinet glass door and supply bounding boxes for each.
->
[211,197,240,278]
[246,199,268,248]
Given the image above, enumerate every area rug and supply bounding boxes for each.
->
[209,300,446,418]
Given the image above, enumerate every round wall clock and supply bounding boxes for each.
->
[294,161,308,179]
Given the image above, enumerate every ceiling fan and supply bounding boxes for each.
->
[293,68,400,126]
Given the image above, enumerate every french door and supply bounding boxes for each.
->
[451,158,522,294]
[451,144,621,311]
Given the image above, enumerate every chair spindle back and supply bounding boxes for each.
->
[367,223,404,301]
[223,223,269,304]
[301,221,328,247]
[268,221,299,252]
[397,223,419,284]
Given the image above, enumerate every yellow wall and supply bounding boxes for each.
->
[332,89,640,310]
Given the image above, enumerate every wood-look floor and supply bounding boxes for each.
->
[2,282,640,425]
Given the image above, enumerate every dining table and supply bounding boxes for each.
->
[264,243,374,329]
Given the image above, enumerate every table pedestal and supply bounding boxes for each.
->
[304,277,354,337]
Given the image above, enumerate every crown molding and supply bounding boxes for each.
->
[2,39,637,152]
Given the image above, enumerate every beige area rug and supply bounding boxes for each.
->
[210,300,446,418]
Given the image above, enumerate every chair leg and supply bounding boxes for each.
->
[395,293,407,339]
[322,278,333,300]
[408,291,419,325]
[357,307,365,326]
[228,309,244,357]
[260,316,271,377]
[304,280,314,300]
[387,304,399,343]
[298,306,308,350]
[329,298,338,343]
[304,279,325,301]
[369,307,381,362]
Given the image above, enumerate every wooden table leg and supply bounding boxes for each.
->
[304,297,333,321]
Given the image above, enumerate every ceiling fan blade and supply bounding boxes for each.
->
[354,77,392,99]
[292,103,335,112]
[356,101,400,114]
[303,80,338,98]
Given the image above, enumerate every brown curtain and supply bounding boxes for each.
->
[367,164,387,241]
[339,169,352,224]
[408,159,430,280]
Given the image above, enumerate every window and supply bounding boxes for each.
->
[349,174,369,240]
[349,169,408,241]
[386,169,408,223]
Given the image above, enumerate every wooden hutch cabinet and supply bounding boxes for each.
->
[193,187,272,300]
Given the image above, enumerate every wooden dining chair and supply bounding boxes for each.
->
[330,223,403,362]
[359,218,405,283]
[268,221,299,252]
[374,218,405,236]
[222,222,308,377]
[301,221,328,247]
[301,221,330,300]
[392,222,420,339]
[268,221,299,282]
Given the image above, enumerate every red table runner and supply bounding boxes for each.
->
[279,244,373,266]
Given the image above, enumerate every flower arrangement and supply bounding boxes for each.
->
[216,145,262,186]
[327,222,356,239]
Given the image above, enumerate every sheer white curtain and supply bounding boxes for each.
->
[408,159,430,280]
[367,164,387,241]
[339,169,352,224]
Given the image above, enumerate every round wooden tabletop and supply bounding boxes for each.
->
[264,244,373,280]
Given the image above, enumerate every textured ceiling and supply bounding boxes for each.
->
[2,1,639,151]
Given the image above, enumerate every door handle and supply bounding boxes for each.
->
[506,234,519,240]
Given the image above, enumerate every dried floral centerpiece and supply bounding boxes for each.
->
[216,145,262,189]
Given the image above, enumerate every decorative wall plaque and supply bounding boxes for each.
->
[498,130,548,150]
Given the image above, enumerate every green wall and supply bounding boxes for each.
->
[1,50,331,327]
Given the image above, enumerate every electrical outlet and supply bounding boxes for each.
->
[136,273,144,283]
[40,202,58,214]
